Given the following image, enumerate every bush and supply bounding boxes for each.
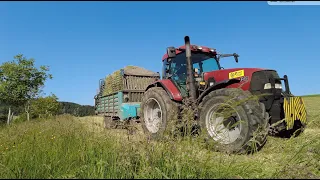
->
[30,94,61,119]
[13,113,28,123]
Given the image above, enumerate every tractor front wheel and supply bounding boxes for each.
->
[199,88,269,154]
[140,87,179,140]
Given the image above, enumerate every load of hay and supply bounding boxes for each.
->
[102,65,159,96]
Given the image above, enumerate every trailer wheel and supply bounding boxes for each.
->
[199,88,269,154]
[141,87,179,140]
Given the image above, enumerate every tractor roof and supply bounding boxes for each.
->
[162,45,216,61]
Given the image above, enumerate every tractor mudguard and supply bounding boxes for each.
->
[145,79,183,101]
[197,78,241,104]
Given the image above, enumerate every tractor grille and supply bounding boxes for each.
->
[250,70,280,93]
[249,70,282,110]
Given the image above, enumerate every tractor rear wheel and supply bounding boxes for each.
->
[140,87,179,140]
[199,88,269,154]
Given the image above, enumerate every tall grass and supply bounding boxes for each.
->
[0,96,319,179]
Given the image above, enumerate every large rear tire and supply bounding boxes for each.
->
[140,87,179,140]
[199,88,269,154]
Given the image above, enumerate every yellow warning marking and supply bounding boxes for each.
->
[283,97,307,130]
[229,69,245,79]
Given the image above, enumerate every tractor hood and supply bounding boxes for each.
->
[203,68,268,81]
[203,68,275,91]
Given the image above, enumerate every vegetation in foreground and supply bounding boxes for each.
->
[0,96,319,179]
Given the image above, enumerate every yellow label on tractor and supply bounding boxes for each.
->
[283,97,307,130]
[229,70,245,79]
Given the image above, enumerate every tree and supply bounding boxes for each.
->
[30,94,60,119]
[0,54,52,124]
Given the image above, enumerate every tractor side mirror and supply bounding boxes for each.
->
[167,47,176,58]
[233,53,239,63]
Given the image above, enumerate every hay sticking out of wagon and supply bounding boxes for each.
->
[102,66,159,96]
[103,70,122,96]
[123,66,159,77]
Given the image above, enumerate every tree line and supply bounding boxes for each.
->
[59,102,95,117]
[0,101,95,123]
[0,54,94,124]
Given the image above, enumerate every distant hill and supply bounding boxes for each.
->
[59,101,95,117]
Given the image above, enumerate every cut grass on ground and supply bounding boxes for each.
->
[301,94,320,97]
[0,97,319,179]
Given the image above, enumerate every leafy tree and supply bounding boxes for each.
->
[0,54,52,124]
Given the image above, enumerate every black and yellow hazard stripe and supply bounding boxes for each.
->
[283,97,307,130]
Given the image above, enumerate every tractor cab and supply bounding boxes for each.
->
[162,45,238,97]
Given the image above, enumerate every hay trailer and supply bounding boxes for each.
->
[94,66,160,128]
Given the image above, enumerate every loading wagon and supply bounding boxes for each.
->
[94,67,160,128]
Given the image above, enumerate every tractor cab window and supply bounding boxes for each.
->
[192,55,220,74]
[202,58,220,72]
[164,52,220,97]
[169,59,187,83]
[167,52,220,76]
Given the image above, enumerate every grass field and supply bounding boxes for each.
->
[0,96,319,178]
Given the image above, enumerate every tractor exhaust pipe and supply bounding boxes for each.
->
[184,36,197,103]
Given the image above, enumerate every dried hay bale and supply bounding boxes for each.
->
[102,65,159,96]
[123,66,159,77]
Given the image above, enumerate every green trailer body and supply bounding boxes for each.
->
[94,66,160,121]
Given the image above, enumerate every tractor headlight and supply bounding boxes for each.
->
[275,83,282,89]
[264,83,282,89]
[264,83,272,89]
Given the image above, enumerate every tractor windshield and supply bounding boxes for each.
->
[168,52,220,76]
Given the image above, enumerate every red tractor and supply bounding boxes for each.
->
[140,36,307,154]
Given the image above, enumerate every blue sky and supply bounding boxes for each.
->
[1,2,319,105]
